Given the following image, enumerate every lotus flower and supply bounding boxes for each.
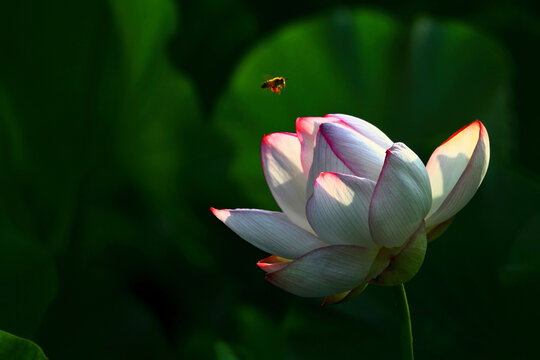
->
[212,114,489,304]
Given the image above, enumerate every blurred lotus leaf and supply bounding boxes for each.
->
[0,329,48,360]
[500,212,540,285]
[0,220,57,338]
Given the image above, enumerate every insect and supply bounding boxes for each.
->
[261,77,286,94]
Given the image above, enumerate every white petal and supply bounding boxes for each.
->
[306,172,377,247]
[296,116,340,176]
[425,121,490,227]
[265,245,378,297]
[211,208,327,259]
[328,114,393,149]
[318,122,387,182]
[306,129,354,199]
[369,143,432,248]
[261,132,313,232]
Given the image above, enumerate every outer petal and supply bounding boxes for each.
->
[426,217,454,242]
[327,114,393,149]
[322,282,369,306]
[306,172,377,248]
[318,122,387,182]
[369,221,427,285]
[296,116,340,176]
[306,129,354,199]
[369,143,432,248]
[265,245,378,297]
[425,121,490,227]
[211,208,327,259]
[257,255,292,273]
[261,133,313,232]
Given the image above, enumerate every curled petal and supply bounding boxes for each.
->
[296,116,340,176]
[306,172,377,247]
[318,122,387,182]
[211,208,327,259]
[262,133,312,232]
[327,114,393,149]
[266,245,378,297]
[425,121,490,227]
[369,143,432,248]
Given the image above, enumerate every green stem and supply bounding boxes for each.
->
[395,283,414,360]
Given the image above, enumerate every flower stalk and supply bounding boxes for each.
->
[395,283,414,360]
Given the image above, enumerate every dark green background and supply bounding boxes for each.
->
[0,0,539,359]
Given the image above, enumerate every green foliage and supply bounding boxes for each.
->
[0,0,539,359]
[0,228,57,338]
[214,341,240,360]
[0,330,47,360]
[500,196,540,285]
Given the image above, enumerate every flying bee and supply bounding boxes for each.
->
[261,77,286,94]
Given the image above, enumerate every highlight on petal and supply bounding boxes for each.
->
[306,172,377,248]
[296,116,340,176]
[265,245,378,297]
[306,130,354,199]
[327,114,393,150]
[211,208,327,259]
[319,122,387,182]
[261,132,312,232]
[369,221,427,286]
[425,121,490,227]
[257,255,292,273]
[369,143,432,248]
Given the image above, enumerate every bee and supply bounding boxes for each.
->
[261,77,286,94]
